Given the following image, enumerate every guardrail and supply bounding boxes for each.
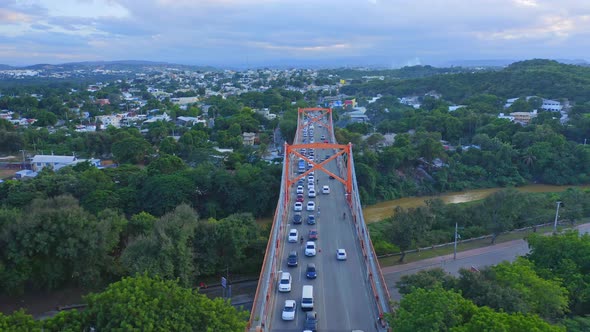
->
[347,150,391,330]
[247,145,289,331]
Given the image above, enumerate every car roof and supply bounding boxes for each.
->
[285,299,296,306]
[281,272,290,278]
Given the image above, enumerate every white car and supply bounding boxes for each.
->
[308,189,316,198]
[288,229,298,243]
[305,242,317,256]
[297,186,304,194]
[322,185,330,194]
[337,249,347,260]
[278,272,292,292]
[307,175,314,184]
[282,300,296,321]
[306,201,315,211]
[308,184,315,191]
[294,202,303,211]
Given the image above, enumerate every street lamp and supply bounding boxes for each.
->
[19,149,25,170]
[553,201,562,233]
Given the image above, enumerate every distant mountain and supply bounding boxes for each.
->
[441,58,589,68]
[0,60,218,72]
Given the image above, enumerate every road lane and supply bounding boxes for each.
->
[269,113,379,331]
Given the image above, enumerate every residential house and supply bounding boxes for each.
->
[171,96,199,105]
[96,99,110,106]
[504,96,563,112]
[31,155,101,172]
[255,108,277,120]
[177,116,207,127]
[96,115,122,128]
[242,132,257,146]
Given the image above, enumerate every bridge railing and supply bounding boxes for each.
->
[348,151,391,328]
[247,144,289,331]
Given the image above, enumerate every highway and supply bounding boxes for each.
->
[268,114,380,331]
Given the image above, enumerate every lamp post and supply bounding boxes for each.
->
[553,201,562,233]
[19,149,25,170]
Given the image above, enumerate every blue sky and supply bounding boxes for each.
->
[0,0,589,67]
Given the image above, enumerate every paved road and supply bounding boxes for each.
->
[269,115,379,331]
[383,223,590,301]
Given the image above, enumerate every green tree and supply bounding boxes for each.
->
[121,204,197,287]
[527,231,590,315]
[0,310,39,331]
[0,196,123,294]
[452,306,564,332]
[390,286,477,331]
[454,268,529,314]
[84,275,247,331]
[396,268,457,295]
[146,154,186,176]
[112,136,151,164]
[492,258,569,319]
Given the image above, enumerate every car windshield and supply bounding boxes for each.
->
[280,279,289,284]
[307,244,314,249]
[284,305,294,312]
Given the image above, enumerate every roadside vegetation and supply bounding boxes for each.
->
[389,230,590,331]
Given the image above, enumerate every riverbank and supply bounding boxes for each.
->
[363,184,590,223]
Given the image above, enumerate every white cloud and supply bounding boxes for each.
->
[37,0,129,18]
[513,0,538,7]
[1,0,590,65]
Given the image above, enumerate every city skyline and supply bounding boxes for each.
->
[0,0,589,67]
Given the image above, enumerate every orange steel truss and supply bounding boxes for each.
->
[283,107,353,206]
[297,107,333,140]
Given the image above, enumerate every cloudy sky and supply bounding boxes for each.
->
[0,0,589,67]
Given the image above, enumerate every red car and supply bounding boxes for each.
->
[308,229,318,241]
[296,194,304,202]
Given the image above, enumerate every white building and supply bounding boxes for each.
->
[96,115,122,128]
[504,96,563,112]
[171,97,199,105]
[144,112,171,124]
[31,155,101,172]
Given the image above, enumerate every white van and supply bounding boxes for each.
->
[301,285,314,311]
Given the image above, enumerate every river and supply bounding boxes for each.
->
[363,184,590,223]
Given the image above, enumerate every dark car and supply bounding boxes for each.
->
[293,212,302,224]
[298,179,304,186]
[307,215,316,225]
[306,263,317,279]
[296,193,304,202]
[308,229,318,241]
[304,311,318,332]
[287,251,298,267]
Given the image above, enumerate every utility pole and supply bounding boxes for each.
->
[454,222,458,260]
[19,149,25,170]
[553,201,562,233]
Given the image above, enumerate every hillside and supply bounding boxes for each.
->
[341,59,590,103]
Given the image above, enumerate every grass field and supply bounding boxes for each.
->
[378,223,576,267]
